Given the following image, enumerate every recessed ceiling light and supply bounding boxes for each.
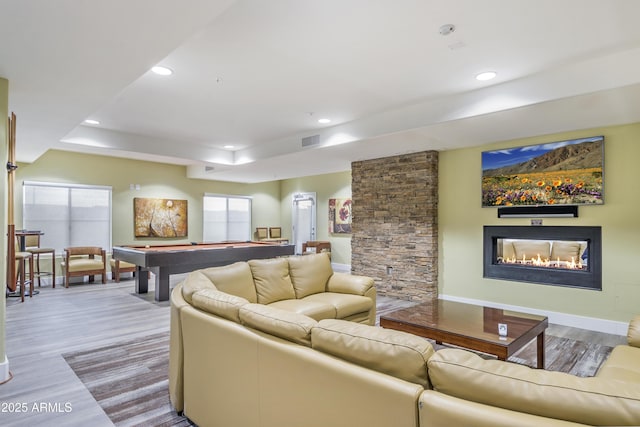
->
[476,71,497,81]
[318,118,331,124]
[223,145,235,149]
[151,66,173,76]
[84,119,100,125]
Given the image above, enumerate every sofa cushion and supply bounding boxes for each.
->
[311,319,433,388]
[597,345,640,382]
[192,288,249,323]
[248,258,295,304]
[287,253,333,298]
[419,390,588,427]
[512,240,550,260]
[628,315,640,348]
[239,303,317,346]
[181,271,217,304]
[66,258,104,272]
[302,292,373,319]
[109,259,135,269]
[268,299,336,321]
[200,262,257,303]
[428,348,640,426]
[326,272,374,296]
[550,241,583,262]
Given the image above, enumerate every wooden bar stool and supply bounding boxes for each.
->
[15,239,34,302]
[25,234,56,288]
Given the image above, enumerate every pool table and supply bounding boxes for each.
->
[112,241,295,301]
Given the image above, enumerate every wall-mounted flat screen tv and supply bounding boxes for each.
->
[481,135,604,207]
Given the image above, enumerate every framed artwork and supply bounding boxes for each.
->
[329,198,352,234]
[481,136,604,207]
[134,198,188,237]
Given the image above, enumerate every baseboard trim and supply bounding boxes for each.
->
[439,294,629,336]
[331,263,351,273]
[0,355,10,383]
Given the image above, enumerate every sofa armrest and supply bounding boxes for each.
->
[327,272,374,296]
[180,270,217,304]
[169,284,190,413]
[628,315,640,347]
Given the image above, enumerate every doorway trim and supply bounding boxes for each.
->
[292,192,316,254]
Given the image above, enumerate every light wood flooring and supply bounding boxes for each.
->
[1,275,627,426]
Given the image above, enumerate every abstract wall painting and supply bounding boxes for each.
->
[329,198,352,234]
[134,198,188,237]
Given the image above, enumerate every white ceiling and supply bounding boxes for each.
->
[2,0,640,183]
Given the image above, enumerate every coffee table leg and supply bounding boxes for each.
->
[537,331,545,369]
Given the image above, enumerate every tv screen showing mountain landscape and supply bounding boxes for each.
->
[481,136,604,207]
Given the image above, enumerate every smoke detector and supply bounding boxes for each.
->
[439,24,455,36]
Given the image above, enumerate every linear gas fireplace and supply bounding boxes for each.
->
[483,226,602,290]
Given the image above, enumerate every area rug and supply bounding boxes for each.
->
[63,332,193,427]
[431,333,613,377]
[508,334,614,377]
[64,330,613,426]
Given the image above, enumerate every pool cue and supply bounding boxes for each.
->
[6,112,17,292]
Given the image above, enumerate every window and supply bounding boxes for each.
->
[203,194,251,242]
[23,181,112,253]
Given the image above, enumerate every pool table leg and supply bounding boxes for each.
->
[135,266,148,294]
[154,267,170,302]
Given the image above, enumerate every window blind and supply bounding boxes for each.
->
[203,194,251,242]
[23,181,112,253]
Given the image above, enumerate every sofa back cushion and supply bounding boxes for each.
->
[248,258,296,304]
[288,253,333,298]
[311,319,433,388]
[200,262,257,303]
[628,315,640,348]
[239,303,317,346]
[428,348,640,426]
[192,289,249,323]
[512,240,550,260]
[181,271,217,304]
[550,241,585,262]
[597,345,640,383]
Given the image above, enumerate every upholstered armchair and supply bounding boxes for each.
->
[110,258,137,283]
[268,227,282,239]
[256,227,268,240]
[61,246,107,287]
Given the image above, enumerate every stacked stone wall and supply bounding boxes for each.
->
[351,151,438,302]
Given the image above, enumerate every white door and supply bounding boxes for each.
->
[292,192,316,254]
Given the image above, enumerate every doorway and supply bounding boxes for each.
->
[292,192,316,254]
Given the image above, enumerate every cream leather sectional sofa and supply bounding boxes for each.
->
[169,252,640,427]
[423,321,640,427]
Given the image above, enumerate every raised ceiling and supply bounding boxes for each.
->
[2,0,640,183]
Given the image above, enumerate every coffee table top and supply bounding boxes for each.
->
[380,299,548,352]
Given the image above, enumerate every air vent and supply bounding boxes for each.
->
[301,134,320,148]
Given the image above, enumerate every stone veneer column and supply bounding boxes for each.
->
[351,151,438,302]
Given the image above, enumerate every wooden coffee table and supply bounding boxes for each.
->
[380,299,548,368]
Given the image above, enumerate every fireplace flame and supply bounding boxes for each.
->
[500,253,585,270]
